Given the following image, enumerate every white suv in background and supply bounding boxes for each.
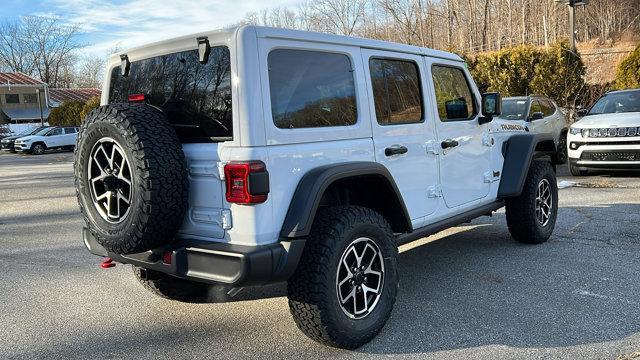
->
[498,95,569,164]
[567,89,640,175]
[15,126,79,155]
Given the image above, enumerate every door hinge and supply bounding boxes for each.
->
[428,185,442,198]
[426,140,439,155]
[484,171,500,183]
[482,134,494,147]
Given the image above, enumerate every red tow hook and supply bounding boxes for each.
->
[100,257,116,269]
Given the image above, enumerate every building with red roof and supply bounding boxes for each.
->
[0,72,101,127]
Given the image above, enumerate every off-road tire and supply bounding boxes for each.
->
[132,266,211,303]
[506,160,558,244]
[568,161,588,176]
[287,206,398,349]
[75,104,188,255]
[31,142,46,155]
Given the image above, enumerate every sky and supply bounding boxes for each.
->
[3,0,300,58]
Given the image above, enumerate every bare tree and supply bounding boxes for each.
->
[0,19,34,74]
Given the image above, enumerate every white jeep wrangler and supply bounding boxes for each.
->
[76,26,558,349]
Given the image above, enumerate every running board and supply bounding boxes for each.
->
[396,201,505,246]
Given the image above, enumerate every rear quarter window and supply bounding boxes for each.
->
[267,49,357,129]
[108,47,232,142]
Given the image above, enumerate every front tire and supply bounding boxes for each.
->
[287,206,398,349]
[506,160,558,244]
[31,143,46,155]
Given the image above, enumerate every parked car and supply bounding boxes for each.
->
[0,126,12,140]
[498,95,568,164]
[1,126,49,152]
[567,89,640,175]
[76,26,558,349]
[14,126,78,155]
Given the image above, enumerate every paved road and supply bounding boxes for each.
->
[1,151,639,360]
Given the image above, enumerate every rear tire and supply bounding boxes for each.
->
[132,266,211,303]
[506,160,558,244]
[287,206,398,349]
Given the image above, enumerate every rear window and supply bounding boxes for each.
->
[108,46,232,142]
[267,49,357,129]
[369,58,423,125]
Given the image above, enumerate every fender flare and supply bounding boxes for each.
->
[498,133,556,198]
[280,162,412,238]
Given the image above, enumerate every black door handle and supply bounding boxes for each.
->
[385,145,408,156]
[441,139,459,149]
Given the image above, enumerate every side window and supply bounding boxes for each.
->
[47,128,63,136]
[369,58,423,125]
[64,127,77,134]
[529,100,543,117]
[431,65,477,121]
[268,49,357,129]
[23,94,37,103]
[5,94,19,104]
[541,100,555,117]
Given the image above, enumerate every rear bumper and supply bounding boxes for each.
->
[83,228,305,287]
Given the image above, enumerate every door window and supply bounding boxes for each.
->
[431,65,477,121]
[268,49,357,129]
[540,99,555,117]
[369,58,423,125]
[47,128,63,136]
[64,127,77,134]
[529,100,543,118]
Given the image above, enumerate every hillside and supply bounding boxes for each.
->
[578,41,638,85]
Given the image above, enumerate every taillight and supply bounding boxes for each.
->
[128,93,145,102]
[224,161,269,204]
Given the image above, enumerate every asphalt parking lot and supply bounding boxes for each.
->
[1,151,639,360]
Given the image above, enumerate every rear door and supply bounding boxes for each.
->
[45,128,63,147]
[528,100,547,134]
[426,60,491,208]
[362,49,439,225]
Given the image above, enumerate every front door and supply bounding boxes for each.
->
[426,60,491,208]
[362,49,439,226]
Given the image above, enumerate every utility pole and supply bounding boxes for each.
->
[556,0,589,53]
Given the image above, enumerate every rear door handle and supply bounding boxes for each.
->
[441,139,459,149]
[385,145,408,157]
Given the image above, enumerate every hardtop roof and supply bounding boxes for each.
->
[109,25,464,63]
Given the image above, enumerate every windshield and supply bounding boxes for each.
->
[28,127,46,135]
[498,99,528,120]
[33,128,51,136]
[588,90,640,115]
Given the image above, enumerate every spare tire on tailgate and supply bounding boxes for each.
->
[75,103,188,255]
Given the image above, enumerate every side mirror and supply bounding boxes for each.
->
[577,109,588,117]
[479,92,501,125]
[445,99,469,119]
[529,112,544,121]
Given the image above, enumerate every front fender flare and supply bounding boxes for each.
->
[498,133,555,198]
